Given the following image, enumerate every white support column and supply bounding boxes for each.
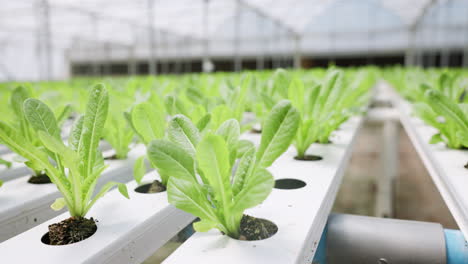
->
[35,3,44,80]
[405,28,416,67]
[272,26,280,69]
[202,0,213,73]
[90,13,100,76]
[375,119,399,218]
[464,4,468,67]
[147,0,157,75]
[293,34,301,69]
[174,38,183,74]
[233,0,241,72]
[439,0,450,67]
[39,0,52,80]
[104,42,111,76]
[161,32,168,74]
[255,12,264,70]
[184,36,192,73]
[129,26,138,76]
[463,30,468,67]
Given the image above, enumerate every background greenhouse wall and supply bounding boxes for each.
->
[0,0,468,82]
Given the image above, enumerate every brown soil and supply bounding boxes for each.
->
[238,215,278,241]
[44,217,97,245]
[294,155,323,161]
[135,180,166,193]
[28,173,52,184]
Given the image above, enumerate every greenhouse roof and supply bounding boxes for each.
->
[0,0,460,47]
[1,0,467,81]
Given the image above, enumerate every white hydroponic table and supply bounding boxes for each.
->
[0,171,195,264]
[0,145,146,242]
[0,116,364,264]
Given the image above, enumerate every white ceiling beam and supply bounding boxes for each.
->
[410,0,438,30]
[238,0,299,37]
[51,4,201,41]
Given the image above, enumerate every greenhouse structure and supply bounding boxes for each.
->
[0,0,467,263]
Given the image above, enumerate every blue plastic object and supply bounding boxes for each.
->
[445,229,468,264]
[312,226,327,264]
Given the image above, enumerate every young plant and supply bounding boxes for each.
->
[413,88,468,149]
[103,109,135,160]
[0,84,128,231]
[5,86,50,182]
[0,157,12,169]
[250,69,291,131]
[147,100,299,239]
[289,70,372,159]
[2,86,72,181]
[128,101,166,145]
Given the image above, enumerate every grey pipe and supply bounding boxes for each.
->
[323,214,446,264]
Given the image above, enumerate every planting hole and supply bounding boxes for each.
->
[250,128,262,134]
[294,155,323,161]
[104,154,119,160]
[236,215,278,241]
[41,217,97,246]
[134,180,166,194]
[274,178,306,190]
[27,173,52,184]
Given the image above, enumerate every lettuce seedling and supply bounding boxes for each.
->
[147,100,299,238]
[290,70,372,159]
[103,109,135,159]
[128,101,166,145]
[139,113,255,187]
[413,89,468,149]
[0,157,12,169]
[250,69,291,130]
[5,86,47,179]
[0,84,129,218]
[2,86,73,181]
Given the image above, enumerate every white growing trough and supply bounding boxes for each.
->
[0,152,33,183]
[163,116,364,264]
[388,84,468,239]
[0,145,146,242]
[0,116,364,264]
[0,145,11,155]
[0,172,195,264]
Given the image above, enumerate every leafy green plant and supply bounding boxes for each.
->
[5,86,49,179]
[147,100,299,238]
[103,109,135,159]
[128,101,166,145]
[289,70,372,159]
[250,69,291,130]
[413,89,468,149]
[0,157,12,169]
[0,84,129,218]
[1,86,73,181]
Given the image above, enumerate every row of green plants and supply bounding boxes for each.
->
[385,68,468,168]
[385,69,468,144]
[0,67,374,243]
